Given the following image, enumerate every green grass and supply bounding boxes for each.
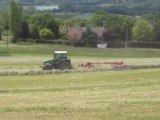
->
[0,69,160,120]
[0,44,160,58]
[0,44,160,119]
[0,44,160,72]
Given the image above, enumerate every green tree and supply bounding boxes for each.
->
[29,13,60,39]
[153,22,160,42]
[132,19,153,42]
[39,28,54,40]
[91,11,125,27]
[10,1,22,42]
[30,24,40,39]
[29,13,44,27]
[91,11,110,27]
[42,13,60,39]
[20,20,30,40]
[0,13,9,40]
[91,11,135,41]
[81,28,98,47]
[0,27,2,40]
[143,12,160,42]
[44,19,60,39]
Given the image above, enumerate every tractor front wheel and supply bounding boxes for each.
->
[43,63,53,70]
[59,61,71,70]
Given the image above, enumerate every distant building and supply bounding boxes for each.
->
[67,27,107,41]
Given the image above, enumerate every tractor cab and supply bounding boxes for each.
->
[54,51,67,61]
[42,51,72,70]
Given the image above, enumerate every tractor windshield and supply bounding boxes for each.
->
[54,53,67,60]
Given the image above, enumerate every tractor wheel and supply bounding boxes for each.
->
[43,63,53,70]
[59,61,71,70]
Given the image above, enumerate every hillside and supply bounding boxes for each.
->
[0,0,160,15]
[1,0,160,6]
[0,0,159,5]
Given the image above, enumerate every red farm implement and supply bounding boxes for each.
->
[79,61,129,69]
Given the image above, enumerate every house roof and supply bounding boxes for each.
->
[67,27,106,38]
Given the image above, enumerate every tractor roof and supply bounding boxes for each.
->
[54,51,67,54]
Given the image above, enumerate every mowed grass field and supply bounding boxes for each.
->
[0,44,160,70]
[0,44,160,119]
[0,69,160,120]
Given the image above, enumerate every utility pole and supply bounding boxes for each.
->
[125,24,129,48]
[7,30,8,48]
[5,19,9,48]
[102,21,106,43]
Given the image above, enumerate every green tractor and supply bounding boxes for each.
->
[42,51,72,70]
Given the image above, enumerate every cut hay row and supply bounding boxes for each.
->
[0,64,160,76]
[0,68,111,76]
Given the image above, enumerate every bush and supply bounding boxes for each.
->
[63,41,72,45]
[39,28,54,40]
[107,41,160,48]
[107,41,125,48]
[129,42,160,48]
[16,39,36,45]
[30,25,40,39]
[73,41,85,47]
[35,39,56,44]
[0,27,3,40]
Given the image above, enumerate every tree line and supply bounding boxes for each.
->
[0,1,159,46]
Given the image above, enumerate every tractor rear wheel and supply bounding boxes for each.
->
[59,61,71,70]
[43,63,53,70]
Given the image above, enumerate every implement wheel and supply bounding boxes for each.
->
[43,63,53,70]
[59,61,71,70]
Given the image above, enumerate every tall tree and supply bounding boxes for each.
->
[30,24,40,39]
[10,0,22,42]
[44,19,60,39]
[20,20,30,40]
[132,19,153,42]
[81,28,98,47]
[143,12,160,42]
[29,13,60,39]
[153,22,160,42]
[91,11,125,27]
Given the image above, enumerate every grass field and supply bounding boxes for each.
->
[0,69,160,120]
[0,44,160,119]
[0,44,160,70]
[0,44,160,58]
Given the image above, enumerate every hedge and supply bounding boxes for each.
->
[16,39,160,48]
[107,42,160,48]
[129,42,160,48]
